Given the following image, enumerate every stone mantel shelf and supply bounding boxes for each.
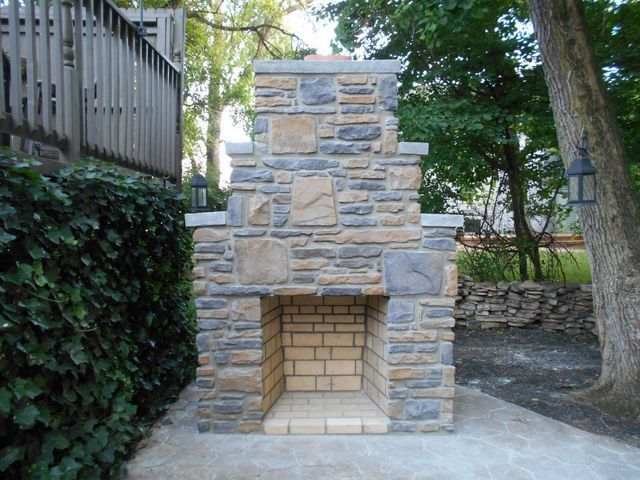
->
[224,141,429,156]
[254,60,401,74]
[185,211,463,229]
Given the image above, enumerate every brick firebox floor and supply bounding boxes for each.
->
[262,391,388,434]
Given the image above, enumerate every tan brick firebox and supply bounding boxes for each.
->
[186,58,462,434]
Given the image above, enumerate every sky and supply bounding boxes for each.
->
[218,2,337,186]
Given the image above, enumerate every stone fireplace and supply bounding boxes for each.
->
[186,58,462,434]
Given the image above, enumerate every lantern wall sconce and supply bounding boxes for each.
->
[566,129,597,206]
[190,174,209,212]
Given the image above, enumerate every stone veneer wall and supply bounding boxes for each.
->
[363,296,388,413]
[455,275,596,335]
[187,59,463,434]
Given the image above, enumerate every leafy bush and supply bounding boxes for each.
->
[0,157,196,478]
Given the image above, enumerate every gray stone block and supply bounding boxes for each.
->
[273,205,290,214]
[376,158,420,165]
[320,142,370,154]
[339,86,375,94]
[339,204,374,215]
[225,142,253,155]
[227,196,242,226]
[338,246,382,258]
[213,401,244,414]
[390,421,417,432]
[389,344,414,353]
[423,308,454,318]
[196,377,214,388]
[255,89,285,97]
[406,400,440,420]
[336,126,381,140]
[388,300,415,324]
[271,230,312,238]
[422,238,457,251]
[423,228,457,238]
[230,169,274,183]
[220,393,245,400]
[291,248,336,258]
[389,389,408,399]
[214,352,229,364]
[217,339,262,350]
[335,259,374,269]
[210,262,233,272]
[421,214,464,228]
[208,286,272,296]
[387,324,411,331]
[259,185,291,193]
[378,75,398,111]
[196,333,210,352]
[329,169,347,177]
[198,320,226,330]
[321,287,363,296]
[272,215,287,227]
[197,421,210,433]
[416,344,438,353]
[341,105,374,114]
[223,250,234,261]
[292,273,317,283]
[195,298,228,309]
[441,342,453,365]
[300,77,336,105]
[234,322,261,330]
[295,171,328,177]
[341,217,377,226]
[212,421,236,433]
[232,229,267,237]
[406,379,441,388]
[372,192,403,201]
[263,158,338,170]
[194,243,226,254]
[286,106,337,114]
[384,252,443,295]
[348,180,385,190]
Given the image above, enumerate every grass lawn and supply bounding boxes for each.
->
[458,249,592,284]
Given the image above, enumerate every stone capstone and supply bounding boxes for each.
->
[300,77,336,105]
[292,177,337,226]
[271,117,317,154]
[384,252,443,295]
[234,238,288,284]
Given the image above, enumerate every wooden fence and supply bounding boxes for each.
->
[0,0,184,182]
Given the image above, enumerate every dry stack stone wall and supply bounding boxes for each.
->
[187,59,463,434]
[455,275,596,335]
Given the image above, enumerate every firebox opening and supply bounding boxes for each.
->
[261,295,390,434]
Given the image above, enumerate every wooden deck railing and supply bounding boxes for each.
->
[0,1,184,182]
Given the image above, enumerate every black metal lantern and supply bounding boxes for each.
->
[566,130,597,206]
[191,174,208,212]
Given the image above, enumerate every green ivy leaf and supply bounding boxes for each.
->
[0,446,23,472]
[14,404,40,428]
[0,388,11,413]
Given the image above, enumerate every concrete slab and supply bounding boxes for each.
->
[125,385,640,480]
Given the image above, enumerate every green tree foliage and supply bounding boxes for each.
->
[0,157,196,478]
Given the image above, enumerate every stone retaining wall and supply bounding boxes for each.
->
[454,275,596,335]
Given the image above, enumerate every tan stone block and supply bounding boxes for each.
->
[192,266,205,278]
[263,418,289,434]
[442,399,454,413]
[326,114,379,125]
[286,376,316,392]
[238,421,262,433]
[363,418,388,434]
[332,375,361,390]
[324,333,353,346]
[314,229,421,244]
[411,387,455,398]
[445,263,458,297]
[289,418,325,434]
[388,353,438,365]
[193,228,229,242]
[198,354,210,365]
[210,274,234,284]
[384,130,398,154]
[325,360,355,375]
[255,76,297,90]
[420,318,455,329]
[230,158,256,167]
[419,298,456,308]
[290,236,309,247]
[407,203,420,223]
[337,74,368,85]
[272,286,318,295]
[219,368,261,393]
[317,273,381,285]
[388,367,424,380]
[443,366,456,387]
[271,116,316,154]
[197,309,229,319]
[256,97,292,107]
[295,360,325,375]
[326,418,362,434]
[292,334,323,347]
[291,258,330,270]
[387,331,438,343]
[197,366,215,377]
[380,215,405,226]
[363,286,384,295]
[339,95,375,104]
[235,238,288,284]
[345,158,369,168]
[292,176,336,226]
[231,298,261,321]
[420,422,440,432]
[275,171,293,183]
[247,195,270,225]
[331,347,362,359]
[338,191,369,203]
[193,280,207,295]
[335,324,365,332]
[247,398,263,411]
[319,126,334,138]
[372,141,382,153]
[376,203,404,213]
[231,351,263,365]
[348,171,386,179]
[440,331,455,341]
[389,166,421,190]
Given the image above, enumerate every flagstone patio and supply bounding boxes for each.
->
[125,384,640,479]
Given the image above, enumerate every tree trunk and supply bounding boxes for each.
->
[205,75,222,181]
[527,0,640,418]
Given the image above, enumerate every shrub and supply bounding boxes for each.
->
[0,157,196,478]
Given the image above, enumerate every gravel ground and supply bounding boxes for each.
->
[454,327,640,447]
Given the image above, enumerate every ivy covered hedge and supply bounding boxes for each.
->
[0,157,196,478]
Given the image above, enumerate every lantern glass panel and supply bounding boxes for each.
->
[568,175,579,203]
[583,174,595,202]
